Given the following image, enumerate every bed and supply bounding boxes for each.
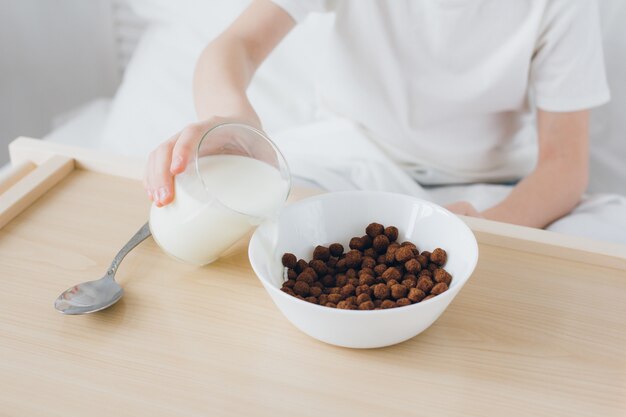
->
[42,0,626,244]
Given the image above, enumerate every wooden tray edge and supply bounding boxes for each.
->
[462,216,626,270]
[0,154,75,229]
[9,137,143,180]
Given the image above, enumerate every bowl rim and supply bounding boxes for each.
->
[248,190,479,315]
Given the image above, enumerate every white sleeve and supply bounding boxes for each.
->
[271,0,331,22]
[530,0,610,112]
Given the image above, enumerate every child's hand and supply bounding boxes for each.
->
[143,116,259,207]
[144,122,206,208]
[445,201,483,218]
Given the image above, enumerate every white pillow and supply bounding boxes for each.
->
[101,0,332,157]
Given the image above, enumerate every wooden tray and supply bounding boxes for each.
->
[1,137,625,417]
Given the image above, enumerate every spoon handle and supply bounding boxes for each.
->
[106,222,152,276]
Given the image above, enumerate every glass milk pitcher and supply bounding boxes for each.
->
[149,123,291,265]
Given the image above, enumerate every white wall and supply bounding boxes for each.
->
[0,0,120,164]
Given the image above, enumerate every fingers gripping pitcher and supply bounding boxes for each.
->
[149,123,291,265]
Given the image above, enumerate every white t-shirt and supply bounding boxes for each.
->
[271,0,610,184]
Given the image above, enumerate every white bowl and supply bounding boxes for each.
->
[248,191,479,348]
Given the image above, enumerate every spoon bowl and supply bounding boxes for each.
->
[54,222,151,315]
[54,276,124,315]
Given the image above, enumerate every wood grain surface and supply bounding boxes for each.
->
[1,166,625,417]
[0,161,36,194]
[0,155,74,229]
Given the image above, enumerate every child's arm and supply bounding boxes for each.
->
[478,109,589,228]
[144,0,295,206]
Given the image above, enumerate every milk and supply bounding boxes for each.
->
[149,154,289,265]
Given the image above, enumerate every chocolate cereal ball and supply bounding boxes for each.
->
[433,268,452,286]
[337,300,355,310]
[419,269,432,278]
[415,254,429,269]
[407,288,426,303]
[400,241,418,251]
[374,263,388,277]
[309,286,323,297]
[329,243,344,257]
[356,284,372,296]
[345,295,357,305]
[281,253,297,269]
[381,300,396,309]
[385,246,398,265]
[293,281,310,297]
[403,272,417,281]
[335,258,347,272]
[373,283,390,300]
[430,282,449,295]
[402,277,417,289]
[296,259,309,273]
[386,279,399,288]
[404,258,421,274]
[296,269,316,285]
[345,250,363,268]
[360,235,373,249]
[358,274,375,286]
[359,301,375,310]
[313,245,331,261]
[340,284,356,298]
[366,222,385,238]
[417,276,434,293]
[394,246,414,263]
[335,274,348,287]
[381,267,401,282]
[396,298,411,307]
[430,248,447,266]
[361,256,377,270]
[309,259,328,276]
[363,248,377,258]
[327,293,342,304]
[372,234,390,253]
[281,287,295,296]
[358,267,374,278]
[349,237,366,251]
[390,284,408,299]
[356,293,371,304]
[384,226,399,242]
[320,274,335,287]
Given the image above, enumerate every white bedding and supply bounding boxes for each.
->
[43,0,626,245]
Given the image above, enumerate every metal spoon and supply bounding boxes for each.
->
[54,222,152,315]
